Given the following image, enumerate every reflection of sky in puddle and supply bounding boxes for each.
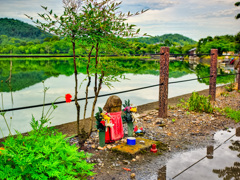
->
[134,129,239,180]
[164,129,239,180]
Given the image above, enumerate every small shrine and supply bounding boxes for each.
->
[95,95,158,154]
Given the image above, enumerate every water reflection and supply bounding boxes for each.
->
[207,145,214,159]
[158,166,167,180]
[156,129,239,180]
[212,140,240,180]
[0,58,237,137]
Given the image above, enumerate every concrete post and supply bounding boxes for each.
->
[158,47,169,118]
[209,49,218,101]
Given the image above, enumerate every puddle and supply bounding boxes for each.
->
[137,129,240,180]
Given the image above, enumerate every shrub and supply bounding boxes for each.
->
[225,82,235,92]
[0,125,95,179]
[187,92,213,113]
[223,107,240,123]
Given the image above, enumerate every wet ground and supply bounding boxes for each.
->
[142,129,239,180]
[77,90,240,180]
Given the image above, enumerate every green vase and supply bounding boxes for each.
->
[99,131,105,147]
[127,121,134,137]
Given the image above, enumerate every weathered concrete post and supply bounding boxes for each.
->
[158,47,169,118]
[209,49,218,101]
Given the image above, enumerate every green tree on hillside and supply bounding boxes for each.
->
[0,18,51,40]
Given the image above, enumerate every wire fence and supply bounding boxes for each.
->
[1,72,239,113]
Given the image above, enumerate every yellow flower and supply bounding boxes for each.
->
[101,113,111,123]
[130,107,137,112]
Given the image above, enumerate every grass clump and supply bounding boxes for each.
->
[178,92,213,113]
[178,92,239,123]
[222,107,240,123]
[225,82,235,92]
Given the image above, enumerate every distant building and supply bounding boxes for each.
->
[188,48,197,55]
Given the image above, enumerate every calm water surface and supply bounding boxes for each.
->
[0,58,235,137]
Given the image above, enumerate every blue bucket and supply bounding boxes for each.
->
[127,137,136,145]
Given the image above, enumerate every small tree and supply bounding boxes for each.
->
[79,0,148,136]
[25,0,85,139]
[26,0,148,140]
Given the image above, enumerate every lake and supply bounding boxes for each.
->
[0,57,236,138]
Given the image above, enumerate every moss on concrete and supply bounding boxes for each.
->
[112,137,157,155]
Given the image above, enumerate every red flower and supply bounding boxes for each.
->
[100,121,105,126]
[134,125,138,132]
[0,147,5,155]
[65,94,72,103]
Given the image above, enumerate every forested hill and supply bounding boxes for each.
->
[0,18,51,40]
[128,34,197,45]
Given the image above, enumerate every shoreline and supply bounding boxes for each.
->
[0,83,234,142]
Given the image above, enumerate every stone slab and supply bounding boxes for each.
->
[112,137,157,155]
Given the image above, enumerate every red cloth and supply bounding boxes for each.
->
[105,111,124,143]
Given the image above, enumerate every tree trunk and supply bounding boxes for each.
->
[88,43,103,137]
[83,45,94,119]
[72,41,81,139]
[89,71,104,137]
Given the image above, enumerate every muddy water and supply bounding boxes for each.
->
[145,129,239,180]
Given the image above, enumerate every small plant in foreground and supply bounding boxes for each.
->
[186,111,190,115]
[220,92,229,97]
[187,92,213,113]
[225,82,235,92]
[0,84,95,179]
[0,126,95,179]
[222,107,240,123]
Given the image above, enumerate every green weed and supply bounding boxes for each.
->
[222,107,240,123]
[187,92,213,113]
[225,82,235,92]
[186,111,190,115]
[0,126,95,179]
[220,92,229,97]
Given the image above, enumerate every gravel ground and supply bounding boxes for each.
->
[69,90,240,180]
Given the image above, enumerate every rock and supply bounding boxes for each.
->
[112,162,120,167]
[98,146,106,150]
[140,114,147,117]
[135,156,140,160]
[91,144,96,149]
[159,124,166,127]
[123,160,130,165]
[107,145,112,149]
[130,173,136,179]
[132,158,136,162]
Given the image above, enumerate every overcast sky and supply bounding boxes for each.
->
[0,0,239,41]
